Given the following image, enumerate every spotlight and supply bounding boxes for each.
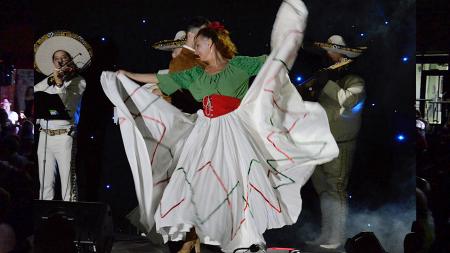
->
[345,232,387,253]
[101,37,106,42]
[106,184,111,189]
[295,75,303,83]
[360,33,365,37]
[384,21,389,25]
[402,56,409,62]
[396,134,406,142]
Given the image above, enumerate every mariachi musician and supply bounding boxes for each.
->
[304,35,367,249]
[151,17,210,113]
[34,31,92,201]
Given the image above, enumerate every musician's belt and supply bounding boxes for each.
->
[40,128,69,136]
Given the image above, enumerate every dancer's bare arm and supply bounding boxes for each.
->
[118,70,159,84]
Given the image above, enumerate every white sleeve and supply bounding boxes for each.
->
[34,78,50,92]
[78,77,87,93]
[321,75,365,109]
[72,76,87,94]
[11,112,19,123]
[64,76,87,94]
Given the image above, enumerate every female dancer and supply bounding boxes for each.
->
[102,0,338,252]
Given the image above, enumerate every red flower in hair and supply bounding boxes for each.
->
[208,21,225,30]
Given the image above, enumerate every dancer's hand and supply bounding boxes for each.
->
[154,88,172,102]
[117,69,129,76]
[152,88,163,96]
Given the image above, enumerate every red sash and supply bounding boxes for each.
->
[202,94,241,118]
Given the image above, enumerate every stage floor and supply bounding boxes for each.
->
[111,240,345,253]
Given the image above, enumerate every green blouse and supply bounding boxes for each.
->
[156,55,267,102]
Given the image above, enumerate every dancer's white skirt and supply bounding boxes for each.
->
[101,0,338,251]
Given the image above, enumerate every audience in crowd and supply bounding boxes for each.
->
[0,100,34,253]
[415,109,450,253]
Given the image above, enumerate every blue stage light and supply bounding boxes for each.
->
[396,134,406,142]
[351,101,364,113]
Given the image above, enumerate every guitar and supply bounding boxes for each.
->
[296,58,353,100]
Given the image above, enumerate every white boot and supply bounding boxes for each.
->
[306,194,332,245]
[319,194,347,249]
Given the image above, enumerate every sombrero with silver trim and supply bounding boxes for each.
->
[34,30,93,75]
[152,30,187,51]
[314,35,367,58]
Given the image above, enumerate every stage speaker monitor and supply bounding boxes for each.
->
[34,200,113,253]
[345,231,387,253]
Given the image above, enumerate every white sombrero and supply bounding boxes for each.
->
[34,30,93,75]
[152,30,187,51]
[314,35,367,58]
